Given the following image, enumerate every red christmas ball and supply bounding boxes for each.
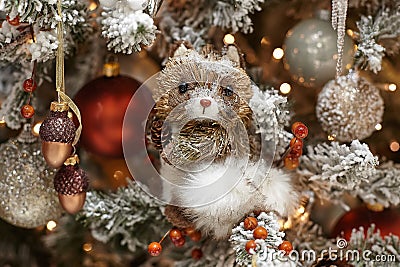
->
[332,206,400,240]
[74,75,148,158]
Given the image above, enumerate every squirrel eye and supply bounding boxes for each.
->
[178,83,188,94]
[223,86,234,97]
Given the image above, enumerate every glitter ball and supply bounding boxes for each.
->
[0,129,62,228]
[316,71,384,142]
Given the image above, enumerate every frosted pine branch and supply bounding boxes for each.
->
[76,179,170,253]
[349,0,397,13]
[355,6,400,73]
[297,140,378,203]
[348,225,400,266]
[157,15,206,58]
[0,62,33,129]
[156,0,265,58]
[212,0,265,33]
[249,85,293,161]
[0,0,93,63]
[101,2,157,53]
[357,162,400,208]
[28,30,59,62]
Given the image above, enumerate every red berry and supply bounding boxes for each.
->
[253,226,268,240]
[148,242,162,256]
[183,226,196,236]
[278,240,293,255]
[23,78,37,93]
[173,237,186,247]
[190,230,202,242]
[289,147,302,158]
[6,15,20,26]
[289,137,303,151]
[245,240,257,254]
[191,248,203,260]
[169,228,183,241]
[21,104,35,118]
[292,122,308,139]
[244,217,258,230]
[284,156,299,170]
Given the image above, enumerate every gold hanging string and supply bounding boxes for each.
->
[55,0,82,146]
[56,0,64,97]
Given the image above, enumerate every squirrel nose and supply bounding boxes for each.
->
[200,99,211,108]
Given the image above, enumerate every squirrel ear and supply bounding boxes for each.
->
[170,41,193,58]
[224,44,246,69]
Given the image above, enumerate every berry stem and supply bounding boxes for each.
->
[159,229,171,244]
[29,24,37,81]
[277,138,296,167]
[31,61,37,79]
[26,93,32,105]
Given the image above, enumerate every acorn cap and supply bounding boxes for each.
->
[54,164,89,195]
[39,104,76,143]
[50,101,69,112]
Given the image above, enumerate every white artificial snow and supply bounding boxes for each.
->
[101,1,157,53]
[297,140,378,204]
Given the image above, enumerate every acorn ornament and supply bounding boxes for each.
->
[54,155,89,214]
[39,102,76,168]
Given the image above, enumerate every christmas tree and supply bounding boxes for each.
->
[0,0,399,266]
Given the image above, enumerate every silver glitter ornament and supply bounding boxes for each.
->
[0,124,62,228]
[316,71,384,142]
[283,13,354,88]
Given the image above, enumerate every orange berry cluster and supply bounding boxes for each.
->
[148,227,202,259]
[243,216,268,254]
[284,122,308,170]
[243,216,293,256]
[8,14,38,119]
